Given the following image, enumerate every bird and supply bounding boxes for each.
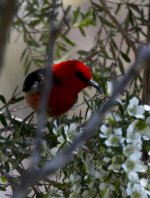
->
[22,60,102,116]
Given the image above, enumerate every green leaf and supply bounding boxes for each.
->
[73,7,80,24]
[84,97,92,110]
[57,42,67,51]
[10,96,24,104]
[99,17,116,28]
[129,3,142,15]
[77,50,89,56]
[135,120,147,130]
[92,2,104,12]
[118,58,125,75]
[110,38,118,50]
[62,35,76,46]
[36,194,48,198]
[0,185,6,191]
[1,176,7,184]
[0,95,6,104]
[64,5,72,17]
[29,19,41,27]
[0,114,7,127]
[128,9,134,26]
[79,26,86,37]
[120,51,131,63]
[79,12,95,27]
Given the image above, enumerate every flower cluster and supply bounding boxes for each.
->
[99,97,150,197]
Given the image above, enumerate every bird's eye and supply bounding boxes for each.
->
[75,71,89,83]
[53,74,62,85]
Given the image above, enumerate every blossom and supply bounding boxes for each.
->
[122,155,147,182]
[100,124,112,138]
[106,81,113,96]
[144,104,150,111]
[123,144,142,158]
[105,134,120,147]
[127,97,145,119]
[126,182,149,198]
[135,119,150,138]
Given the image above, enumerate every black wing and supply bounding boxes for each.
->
[23,68,62,92]
[22,69,45,92]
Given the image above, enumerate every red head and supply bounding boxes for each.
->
[52,60,93,93]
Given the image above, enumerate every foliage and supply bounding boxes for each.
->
[0,0,150,197]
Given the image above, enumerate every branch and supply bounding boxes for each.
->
[30,1,59,167]
[0,0,18,71]
[12,43,150,198]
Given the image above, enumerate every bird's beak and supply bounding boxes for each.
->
[88,79,103,94]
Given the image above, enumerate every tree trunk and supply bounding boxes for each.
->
[142,0,150,104]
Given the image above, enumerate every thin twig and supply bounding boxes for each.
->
[12,43,150,198]
[99,0,137,55]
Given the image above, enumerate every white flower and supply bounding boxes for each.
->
[114,112,121,122]
[129,97,139,106]
[99,182,106,190]
[127,97,145,119]
[100,124,111,138]
[105,134,120,147]
[146,116,150,125]
[128,171,139,182]
[105,112,115,124]
[103,157,111,163]
[126,123,143,147]
[122,155,147,181]
[123,144,142,158]
[106,81,113,96]
[130,151,142,160]
[107,112,121,122]
[108,155,123,171]
[64,123,77,134]
[57,135,64,143]
[126,182,149,198]
[144,104,150,111]
[100,124,108,133]
[135,119,150,138]
[114,128,122,136]
[132,134,142,149]
[114,128,125,144]
[126,123,135,143]
[64,123,77,142]
[126,182,132,195]
[51,147,59,155]
[64,125,69,133]
[69,174,74,181]
[140,178,148,188]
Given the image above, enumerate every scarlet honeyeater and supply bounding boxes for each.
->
[23,60,102,116]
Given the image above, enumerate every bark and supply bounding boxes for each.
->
[142,0,150,104]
